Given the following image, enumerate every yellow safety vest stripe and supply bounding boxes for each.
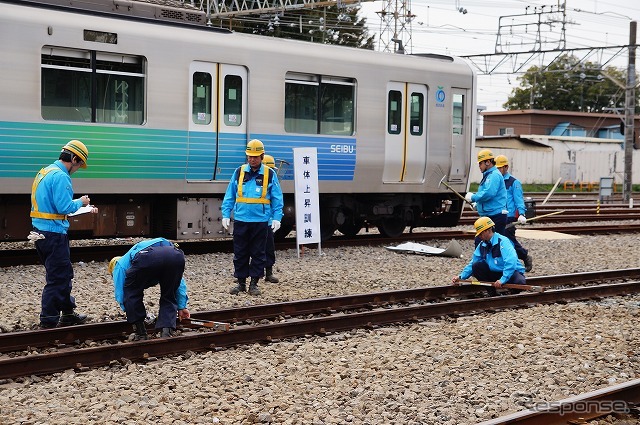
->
[30,166,68,220]
[236,197,271,204]
[237,165,270,203]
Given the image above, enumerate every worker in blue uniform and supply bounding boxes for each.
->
[465,149,508,241]
[221,139,284,296]
[452,217,526,296]
[495,155,533,272]
[109,238,190,340]
[262,154,280,284]
[30,140,97,329]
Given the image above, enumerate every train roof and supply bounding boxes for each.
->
[7,0,224,31]
[4,0,474,77]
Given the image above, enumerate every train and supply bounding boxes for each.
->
[0,0,476,241]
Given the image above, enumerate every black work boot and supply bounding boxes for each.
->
[58,311,88,327]
[230,278,247,295]
[248,277,261,296]
[524,255,533,273]
[132,320,148,341]
[265,267,279,283]
[160,327,175,338]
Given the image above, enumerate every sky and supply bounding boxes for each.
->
[359,0,640,111]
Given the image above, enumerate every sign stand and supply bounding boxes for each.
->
[293,147,321,258]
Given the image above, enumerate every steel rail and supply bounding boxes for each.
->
[478,379,640,425]
[0,281,638,380]
[2,268,640,354]
[4,224,640,268]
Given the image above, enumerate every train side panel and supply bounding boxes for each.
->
[0,1,475,240]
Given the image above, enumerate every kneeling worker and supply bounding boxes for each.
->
[452,217,526,296]
[108,237,190,340]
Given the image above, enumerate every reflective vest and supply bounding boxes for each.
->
[236,165,271,205]
[30,166,67,220]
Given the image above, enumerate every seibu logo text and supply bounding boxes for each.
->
[330,144,355,153]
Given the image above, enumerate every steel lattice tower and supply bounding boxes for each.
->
[375,0,414,53]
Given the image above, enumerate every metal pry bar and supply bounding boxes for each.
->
[505,210,566,229]
[458,280,544,292]
[184,318,230,331]
[438,175,475,206]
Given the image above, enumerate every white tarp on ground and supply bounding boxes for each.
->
[386,239,463,258]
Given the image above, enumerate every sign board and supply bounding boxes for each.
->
[293,147,321,256]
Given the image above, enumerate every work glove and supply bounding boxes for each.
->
[27,231,45,243]
[464,192,474,203]
[517,215,527,224]
[221,218,230,230]
[271,220,281,233]
[470,202,477,211]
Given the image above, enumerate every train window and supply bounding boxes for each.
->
[95,53,144,124]
[452,93,464,135]
[320,81,354,136]
[387,90,402,135]
[41,47,145,124]
[223,75,242,127]
[285,73,355,135]
[409,92,424,136]
[192,72,212,125]
[285,80,319,134]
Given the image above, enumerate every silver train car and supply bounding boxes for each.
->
[0,0,476,241]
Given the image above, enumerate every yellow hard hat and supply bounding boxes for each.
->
[495,155,509,168]
[62,140,89,168]
[263,154,276,169]
[474,216,495,236]
[245,139,265,157]
[477,149,494,163]
[108,256,122,274]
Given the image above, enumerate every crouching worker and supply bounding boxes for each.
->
[452,217,526,296]
[108,237,190,340]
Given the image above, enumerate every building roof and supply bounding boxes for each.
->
[475,135,553,151]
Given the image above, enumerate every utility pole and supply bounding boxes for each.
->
[623,21,637,202]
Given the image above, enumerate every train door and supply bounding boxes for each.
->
[187,62,247,180]
[382,82,428,183]
[448,90,469,182]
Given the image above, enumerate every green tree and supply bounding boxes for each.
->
[503,54,636,112]
[217,5,375,49]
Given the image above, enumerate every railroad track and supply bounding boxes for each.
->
[479,379,640,425]
[1,268,639,381]
[3,223,640,268]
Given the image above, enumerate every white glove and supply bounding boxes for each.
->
[464,192,474,203]
[221,218,230,230]
[27,231,45,243]
[470,202,477,211]
[517,215,527,224]
[271,220,281,233]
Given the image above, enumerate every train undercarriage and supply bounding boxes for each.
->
[0,193,463,242]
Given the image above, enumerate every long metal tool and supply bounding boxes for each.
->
[459,279,544,292]
[438,175,474,207]
[183,318,230,331]
[505,210,566,229]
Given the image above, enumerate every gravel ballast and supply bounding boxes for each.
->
[0,229,638,424]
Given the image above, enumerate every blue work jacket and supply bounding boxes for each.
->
[503,172,526,218]
[111,238,188,311]
[471,166,507,216]
[460,232,525,284]
[31,160,83,234]
[221,163,284,223]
